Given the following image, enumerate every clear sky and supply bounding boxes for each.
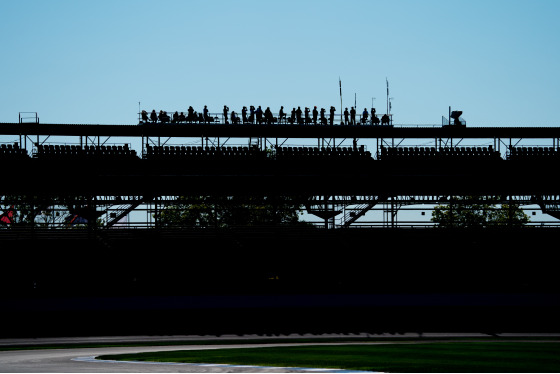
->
[1,0,559,126]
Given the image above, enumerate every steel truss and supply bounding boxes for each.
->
[1,193,559,229]
[3,122,560,228]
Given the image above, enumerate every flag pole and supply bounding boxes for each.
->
[386,78,389,115]
[339,77,342,125]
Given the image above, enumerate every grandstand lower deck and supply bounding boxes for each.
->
[1,226,557,296]
[1,226,559,336]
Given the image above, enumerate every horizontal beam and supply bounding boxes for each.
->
[3,122,560,139]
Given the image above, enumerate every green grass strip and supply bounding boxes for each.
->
[99,342,560,372]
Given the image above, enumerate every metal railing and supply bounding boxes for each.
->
[19,112,39,124]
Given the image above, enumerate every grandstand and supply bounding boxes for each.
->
[1,120,560,337]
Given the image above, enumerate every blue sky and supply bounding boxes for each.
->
[1,0,559,126]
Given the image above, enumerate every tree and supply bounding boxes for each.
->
[156,195,307,228]
[431,196,530,228]
[0,195,60,227]
[1,195,101,228]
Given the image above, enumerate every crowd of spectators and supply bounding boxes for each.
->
[141,106,392,126]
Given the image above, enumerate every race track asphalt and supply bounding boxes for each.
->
[1,333,559,373]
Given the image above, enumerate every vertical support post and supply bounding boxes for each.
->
[154,196,158,229]
[324,195,329,230]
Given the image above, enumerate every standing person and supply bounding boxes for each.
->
[295,106,303,125]
[203,105,209,123]
[249,105,255,124]
[223,105,229,124]
[320,108,326,125]
[242,106,248,124]
[371,108,376,125]
[304,107,310,125]
[279,106,286,124]
[187,106,194,123]
[350,107,356,126]
[362,108,368,125]
[265,107,273,124]
[329,106,335,125]
[256,105,263,124]
[312,106,318,125]
[290,108,296,125]
[344,108,349,125]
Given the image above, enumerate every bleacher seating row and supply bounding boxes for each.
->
[508,146,560,160]
[143,145,266,160]
[0,143,29,159]
[378,146,500,160]
[35,144,137,159]
[7,143,560,162]
[274,146,372,159]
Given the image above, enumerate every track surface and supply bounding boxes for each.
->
[1,333,559,372]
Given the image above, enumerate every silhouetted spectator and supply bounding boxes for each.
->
[256,105,263,124]
[329,106,335,125]
[296,106,302,125]
[231,111,239,124]
[344,108,349,125]
[350,107,356,125]
[304,107,310,124]
[362,108,368,124]
[249,106,255,123]
[158,110,170,123]
[178,112,186,123]
[312,106,318,125]
[265,107,273,124]
[187,106,194,122]
[242,106,248,124]
[370,108,377,126]
[290,108,296,124]
[381,114,390,126]
[172,111,179,123]
[202,105,210,123]
[150,110,158,123]
[320,108,326,125]
[223,105,229,124]
[141,110,149,123]
[279,106,286,124]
